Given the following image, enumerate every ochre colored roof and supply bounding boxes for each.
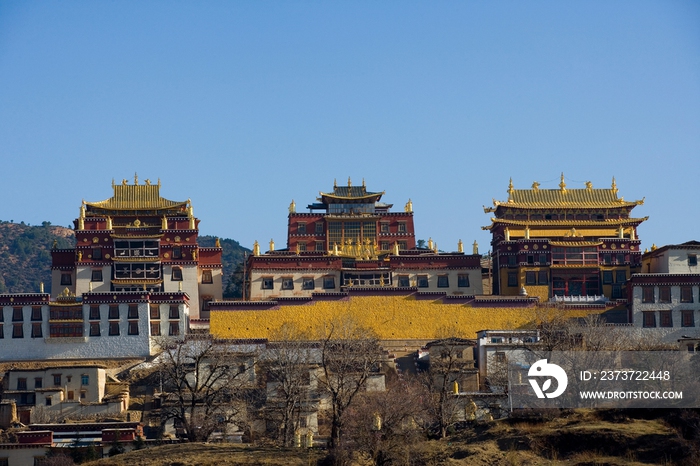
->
[483,217,648,229]
[85,180,188,212]
[319,181,384,202]
[486,178,644,211]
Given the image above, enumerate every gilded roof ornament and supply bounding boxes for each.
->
[334,178,337,188]
[472,240,478,255]
[134,172,138,184]
[507,178,514,198]
[428,238,434,250]
[611,177,618,195]
[289,199,296,214]
[559,173,567,192]
[253,240,260,256]
[393,242,400,256]
[405,199,413,213]
[215,237,221,248]
[532,181,540,191]
[458,239,464,253]
[362,178,366,187]
[348,177,352,187]
[585,181,593,191]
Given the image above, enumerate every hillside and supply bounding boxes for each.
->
[83,409,700,466]
[0,221,249,297]
[0,220,75,294]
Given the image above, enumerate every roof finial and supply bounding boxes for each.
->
[348,176,352,187]
[134,172,138,185]
[334,178,337,188]
[559,173,567,192]
[472,240,478,255]
[532,181,540,191]
[507,178,514,198]
[611,176,618,195]
[289,199,296,214]
[404,199,413,213]
[362,178,366,187]
[458,239,464,253]
[585,181,593,190]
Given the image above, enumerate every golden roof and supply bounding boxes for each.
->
[485,176,644,211]
[85,176,188,213]
[319,178,384,202]
[483,217,648,229]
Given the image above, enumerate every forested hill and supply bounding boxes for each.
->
[0,220,75,294]
[0,220,250,297]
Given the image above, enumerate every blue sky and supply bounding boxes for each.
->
[1,1,698,253]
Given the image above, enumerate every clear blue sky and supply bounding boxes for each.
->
[1,1,698,253]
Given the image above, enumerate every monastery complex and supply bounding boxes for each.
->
[2,174,699,359]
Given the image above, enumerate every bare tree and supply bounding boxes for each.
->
[263,322,316,447]
[318,317,384,449]
[420,331,477,439]
[154,336,257,442]
[344,376,429,466]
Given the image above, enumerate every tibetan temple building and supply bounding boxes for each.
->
[483,175,647,301]
[244,178,483,300]
[50,176,223,320]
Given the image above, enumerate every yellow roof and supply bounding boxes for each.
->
[85,179,188,212]
[483,217,648,230]
[485,176,644,211]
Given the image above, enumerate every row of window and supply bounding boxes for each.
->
[642,310,696,328]
[4,305,181,322]
[16,374,90,390]
[62,268,214,284]
[642,286,694,303]
[261,274,472,290]
[501,212,629,221]
[0,321,180,338]
[504,253,630,267]
[508,272,628,287]
[296,220,409,234]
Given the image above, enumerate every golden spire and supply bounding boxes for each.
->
[134,172,138,185]
[458,239,464,253]
[532,181,540,191]
[651,243,657,251]
[295,243,300,255]
[433,242,438,253]
[507,178,514,198]
[472,240,478,255]
[161,216,168,230]
[404,199,413,213]
[611,176,618,195]
[269,239,275,252]
[393,242,399,256]
[524,226,530,239]
[215,237,221,248]
[428,238,434,250]
[253,240,260,256]
[362,178,366,187]
[585,181,593,191]
[559,173,567,192]
[40,282,44,293]
[289,199,296,214]
[348,176,352,187]
[106,216,113,230]
[504,227,510,241]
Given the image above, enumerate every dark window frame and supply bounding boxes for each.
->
[457,274,470,288]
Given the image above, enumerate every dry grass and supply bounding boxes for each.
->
[85,443,325,466]
[83,410,699,466]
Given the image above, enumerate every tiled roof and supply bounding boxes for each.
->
[86,180,188,212]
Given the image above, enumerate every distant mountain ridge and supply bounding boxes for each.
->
[0,220,249,297]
